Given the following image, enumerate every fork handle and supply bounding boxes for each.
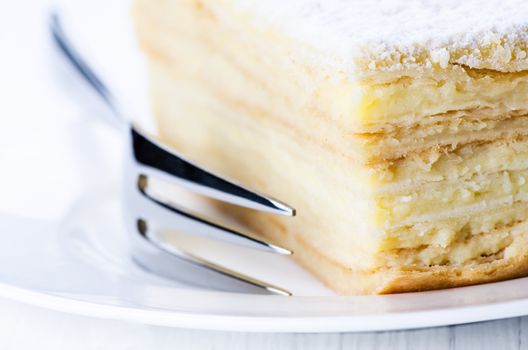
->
[50,11,126,130]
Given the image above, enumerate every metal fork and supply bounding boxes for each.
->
[50,12,295,295]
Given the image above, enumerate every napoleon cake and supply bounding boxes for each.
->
[133,0,528,294]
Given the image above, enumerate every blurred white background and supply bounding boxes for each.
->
[0,0,123,222]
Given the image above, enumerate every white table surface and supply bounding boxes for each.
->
[2,0,527,348]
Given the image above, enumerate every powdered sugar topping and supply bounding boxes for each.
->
[232,0,528,75]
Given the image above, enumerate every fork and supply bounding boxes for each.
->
[50,12,295,296]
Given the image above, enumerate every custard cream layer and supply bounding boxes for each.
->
[148,58,528,271]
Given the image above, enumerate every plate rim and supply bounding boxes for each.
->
[0,276,527,333]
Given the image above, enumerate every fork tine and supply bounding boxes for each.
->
[125,175,292,294]
[133,174,291,255]
[133,218,291,296]
[129,126,296,217]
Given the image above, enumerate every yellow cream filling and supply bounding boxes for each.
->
[376,169,528,224]
[381,203,528,250]
[354,69,528,127]
[372,137,528,186]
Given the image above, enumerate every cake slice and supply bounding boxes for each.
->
[133,0,528,294]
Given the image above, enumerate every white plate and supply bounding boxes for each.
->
[3,0,528,333]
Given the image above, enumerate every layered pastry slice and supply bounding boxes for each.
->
[133,0,528,294]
